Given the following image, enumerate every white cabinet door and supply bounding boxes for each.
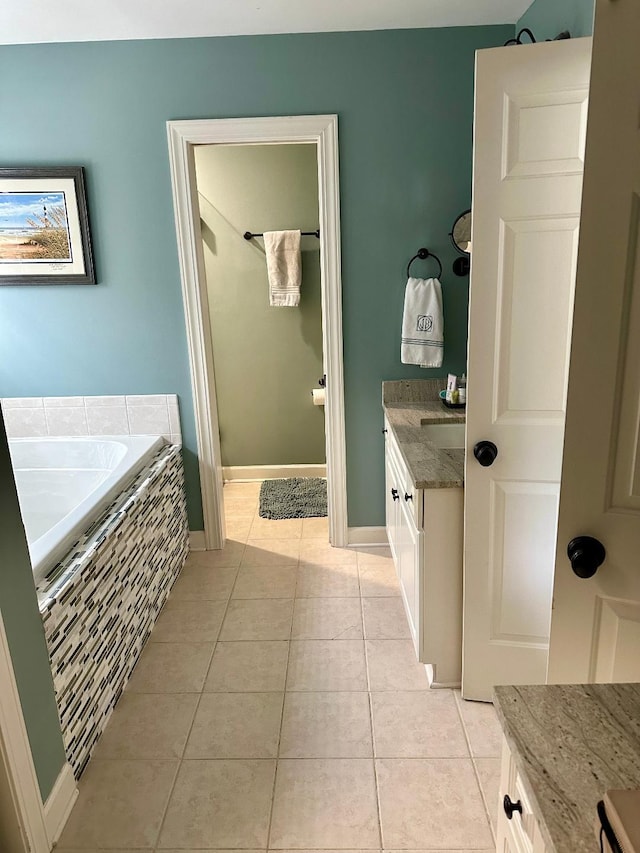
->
[397,493,423,654]
[463,38,592,700]
[547,0,640,684]
[384,439,400,564]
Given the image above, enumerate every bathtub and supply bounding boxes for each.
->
[9,435,165,584]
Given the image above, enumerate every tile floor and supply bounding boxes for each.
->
[56,481,502,852]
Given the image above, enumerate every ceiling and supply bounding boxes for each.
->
[1,0,532,46]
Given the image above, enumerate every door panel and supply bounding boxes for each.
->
[496,218,579,419]
[463,38,592,700]
[547,0,640,684]
[504,89,587,179]
[490,481,557,643]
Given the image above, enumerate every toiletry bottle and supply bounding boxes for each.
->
[458,373,467,405]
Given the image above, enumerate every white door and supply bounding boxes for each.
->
[547,0,640,684]
[463,38,592,700]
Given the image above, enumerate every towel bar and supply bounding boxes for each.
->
[244,229,320,240]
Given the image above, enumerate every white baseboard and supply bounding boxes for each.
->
[223,464,327,481]
[189,530,206,551]
[425,663,461,690]
[347,526,389,547]
[44,762,77,846]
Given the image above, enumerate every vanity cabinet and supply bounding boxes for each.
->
[384,416,463,687]
[497,736,548,853]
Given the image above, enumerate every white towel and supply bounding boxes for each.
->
[401,277,444,367]
[263,230,302,307]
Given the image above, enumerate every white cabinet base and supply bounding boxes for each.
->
[384,418,463,686]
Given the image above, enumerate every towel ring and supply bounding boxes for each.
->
[407,248,443,280]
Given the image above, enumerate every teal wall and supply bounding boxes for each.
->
[0,25,512,528]
[195,144,325,468]
[0,415,67,801]
[518,0,595,39]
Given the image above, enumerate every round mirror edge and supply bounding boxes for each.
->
[450,208,472,255]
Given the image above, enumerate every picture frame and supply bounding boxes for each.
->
[0,166,95,285]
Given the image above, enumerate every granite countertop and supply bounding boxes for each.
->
[494,683,640,853]
[382,379,465,490]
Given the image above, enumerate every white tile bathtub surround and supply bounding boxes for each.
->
[45,406,89,436]
[2,406,47,437]
[0,395,182,444]
[1,397,45,409]
[126,404,170,436]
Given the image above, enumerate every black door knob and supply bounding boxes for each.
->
[473,440,498,467]
[503,795,523,820]
[567,536,606,578]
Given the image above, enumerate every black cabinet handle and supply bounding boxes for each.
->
[567,536,606,579]
[404,492,413,502]
[391,488,399,502]
[474,440,498,467]
[503,795,522,820]
[382,428,388,434]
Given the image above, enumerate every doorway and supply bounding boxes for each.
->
[167,115,347,551]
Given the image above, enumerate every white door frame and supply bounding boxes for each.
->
[0,607,50,853]
[167,115,348,549]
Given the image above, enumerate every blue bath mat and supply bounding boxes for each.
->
[259,477,327,520]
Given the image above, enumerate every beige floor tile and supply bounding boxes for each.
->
[225,514,255,542]
[280,692,373,758]
[219,598,293,641]
[359,564,401,597]
[301,516,329,539]
[232,565,298,599]
[242,538,300,567]
[204,641,289,692]
[127,642,214,693]
[371,691,468,758]
[292,597,363,640]
[158,759,276,849]
[362,597,410,639]
[56,849,154,853]
[187,541,246,569]
[223,497,260,515]
[185,692,284,758]
[287,640,367,691]
[249,516,303,539]
[475,757,501,833]
[269,759,380,849]
[384,850,494,852]
[355,546,393,566]
[455,693,503,757]
[93,693,199,759]
[298,541,358,566]
[296,563,360,598]
[365,640,430,691]
[170,564,237,600]
[152,599,227,643]
[224,481,262,498]
[376,758,493,849]
[58,759,177,849]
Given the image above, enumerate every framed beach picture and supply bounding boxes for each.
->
[0,166,95,285]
